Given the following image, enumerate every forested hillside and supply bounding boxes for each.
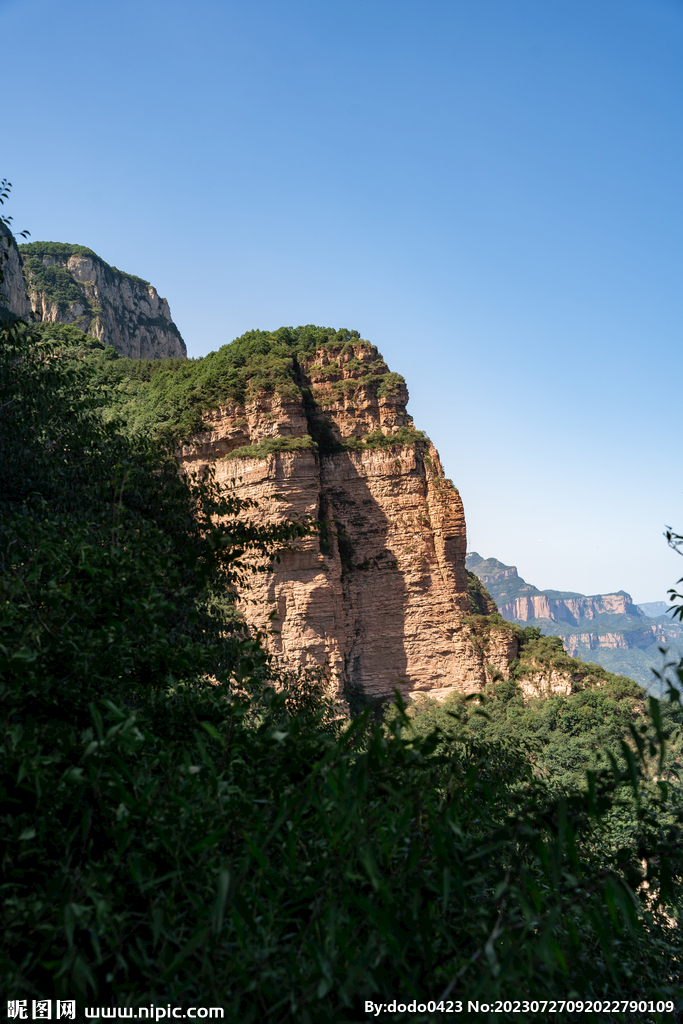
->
[2,186,683,1020]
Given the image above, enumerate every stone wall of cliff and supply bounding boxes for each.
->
[17,241,186,359]
[178,339,517,702]
[0,225,32,319]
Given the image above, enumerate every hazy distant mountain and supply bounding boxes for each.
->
[638,601,676,619]
[466,552,683,694]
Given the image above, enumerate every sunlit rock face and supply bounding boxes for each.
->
[18,241,186,359]
[179,341,517,703]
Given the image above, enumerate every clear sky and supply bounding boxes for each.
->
[2,0,682,602]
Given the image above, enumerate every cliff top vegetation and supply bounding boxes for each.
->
[19,240,152,288]
[42,323,411,447]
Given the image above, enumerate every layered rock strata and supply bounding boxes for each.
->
[179,340,517,702]
[560,627,669,655]
[17,241,186,359]
[500,591,637,624]
[0,225,32,319]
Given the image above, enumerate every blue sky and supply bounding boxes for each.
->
[2,0,683,602]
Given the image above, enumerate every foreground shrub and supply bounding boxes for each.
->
[3,681,683,1021]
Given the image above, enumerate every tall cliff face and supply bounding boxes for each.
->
[0,225,32,319]
[178,336,517,702]
[17,242,186,359]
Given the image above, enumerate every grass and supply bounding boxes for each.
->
[221,435,318,460]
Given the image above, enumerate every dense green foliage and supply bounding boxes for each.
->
[53,325,372,443]
[19,241,98,259]
[411,631,681,793]
[466,569,497,615]
[6,672,683,1020]
[3,191,683,1020]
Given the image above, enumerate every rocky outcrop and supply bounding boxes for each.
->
[17,241,186,359]
[516,668,573,699]
[180,340,517,702]
[0,225,32,319]
[476,564,518,584]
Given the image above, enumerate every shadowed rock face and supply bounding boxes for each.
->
[178,342,517,703]
[17,242,186,359]
[0,226,32,319]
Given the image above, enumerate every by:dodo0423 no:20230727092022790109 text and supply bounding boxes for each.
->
[363,997,677,1016]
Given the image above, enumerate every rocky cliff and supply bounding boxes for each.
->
[0,224,32,320]
[499,591,641,626]
[639,601,677,619]
[16,241,186,359]
[177,332,517,703]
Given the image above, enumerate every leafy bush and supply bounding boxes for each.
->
[377,370,406,397]
[222,435,317,460]
[342,426,428,452]
[5,679,683,1017]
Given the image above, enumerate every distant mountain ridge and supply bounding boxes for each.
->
[466,552,683,691]
[639,601,677,619]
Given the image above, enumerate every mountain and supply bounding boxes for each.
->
[176,330,525,704]
[8,216,661,706]
[6,236,186,359]
[466,552,683,692]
